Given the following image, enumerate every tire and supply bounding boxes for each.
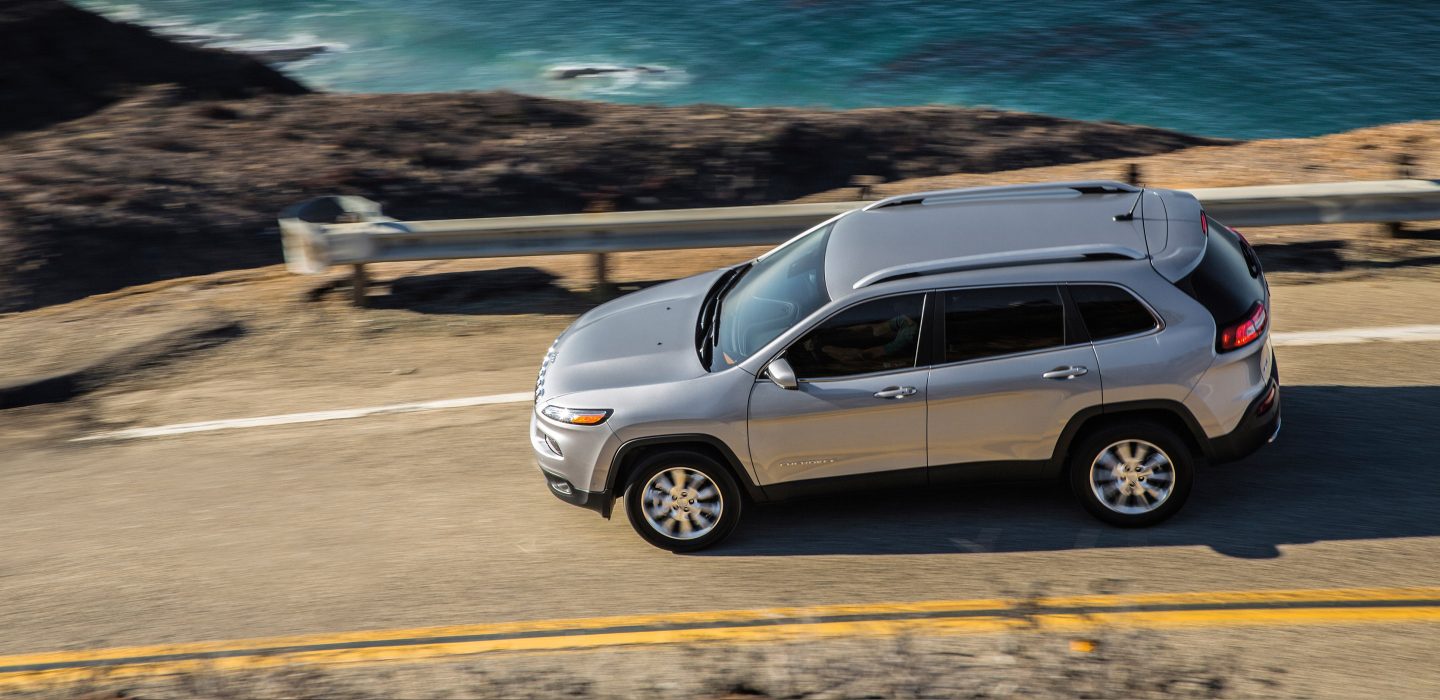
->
[624,449,742,552]
[1069,420,1195,527]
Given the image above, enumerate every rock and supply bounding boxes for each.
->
[0,0,307,135]
[546,65,668,80]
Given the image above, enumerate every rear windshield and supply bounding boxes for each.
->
[1176,218,1266,325]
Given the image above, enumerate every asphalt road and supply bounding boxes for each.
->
[1,274,1439,695]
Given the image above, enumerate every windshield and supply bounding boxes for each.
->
[708,223,833,371]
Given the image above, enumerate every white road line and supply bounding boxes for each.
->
[69,324,1440,443]
[73,392,534,442]
[1271,324,1440,347]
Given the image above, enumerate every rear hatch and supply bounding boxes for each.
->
[1176,217,1270,352]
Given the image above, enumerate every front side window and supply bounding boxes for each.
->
[1070,284,1158,341]
[943,286,1065,363]
[786,294,926,379]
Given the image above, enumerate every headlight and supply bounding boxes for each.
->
[541,406,612,426]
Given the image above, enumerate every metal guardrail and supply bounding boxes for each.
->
[1188,179,1440,227]
[280,179,1440,303]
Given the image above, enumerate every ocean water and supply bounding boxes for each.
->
[78,0,1440,138]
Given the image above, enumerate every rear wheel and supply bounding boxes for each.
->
[624,450,742,552]
[1069,421,1194,527]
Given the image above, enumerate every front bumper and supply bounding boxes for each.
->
[530,409,616,517]
[539,470,610,515]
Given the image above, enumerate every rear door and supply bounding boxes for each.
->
[1067,283,1174,404]
[926,285,1102,482]
[747,293,931,489]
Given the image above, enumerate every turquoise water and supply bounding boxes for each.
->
[79,0,1440,138]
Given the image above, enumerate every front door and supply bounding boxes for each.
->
[748,293,930,490]
[926,285,1102,481]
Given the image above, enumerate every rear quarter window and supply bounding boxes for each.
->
[1176,219,1267,326]
[1070,285,1158,340]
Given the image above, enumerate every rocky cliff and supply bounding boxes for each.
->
[0,0,308,135]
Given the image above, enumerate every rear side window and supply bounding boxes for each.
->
[1070,285,1158,341]
[1177,219,1266,326]
[787,294,926,379]
[943,286,1065,363]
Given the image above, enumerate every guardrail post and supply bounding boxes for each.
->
[592,252,614,297]
[1389,153,1414,238]
[851,175,883,200]
[351,263,369,307]
[583,196,620,298]
[1125,163,1142,187]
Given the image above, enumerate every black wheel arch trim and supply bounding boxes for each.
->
[604,434,769,516]
[1046,399,1213,477]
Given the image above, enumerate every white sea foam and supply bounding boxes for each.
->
[542,62,689,96]
[100,3,143,22]
[216,33,351,57]
[76,1,346,64]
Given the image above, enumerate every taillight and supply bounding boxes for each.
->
[1200,211,1209,235]
[1219,302,1267,351]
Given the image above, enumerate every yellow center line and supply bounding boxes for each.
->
[2,587,1437,689]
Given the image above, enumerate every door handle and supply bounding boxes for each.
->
[1042,366,1089,380]
[873,385,918,399]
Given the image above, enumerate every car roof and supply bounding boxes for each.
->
[821,181,1187,299]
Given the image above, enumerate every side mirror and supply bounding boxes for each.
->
[766,358,799,390]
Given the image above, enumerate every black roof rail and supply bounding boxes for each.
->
[865,180,1141,211]
[851,244,1147,289]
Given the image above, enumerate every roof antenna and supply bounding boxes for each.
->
[1113,189,1144,221]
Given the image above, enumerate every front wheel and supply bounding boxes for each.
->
[624,450,742,552]
[1069,421,1195,527]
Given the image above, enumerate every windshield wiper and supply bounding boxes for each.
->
[696,276,727,367]
[695,280,725,365]
[697,263,751,368]
[710,263,752,345]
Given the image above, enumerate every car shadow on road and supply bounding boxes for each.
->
[703,385,1439,559]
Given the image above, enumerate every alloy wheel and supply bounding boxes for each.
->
[640,467,724,540]
[1089,439,1175,515]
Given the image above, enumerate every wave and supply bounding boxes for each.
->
[78,1,345,66]
[211,34,350,66]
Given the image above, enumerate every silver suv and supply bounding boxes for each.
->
[531,181,1280,551]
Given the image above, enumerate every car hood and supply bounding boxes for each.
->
[538,269,728,402]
